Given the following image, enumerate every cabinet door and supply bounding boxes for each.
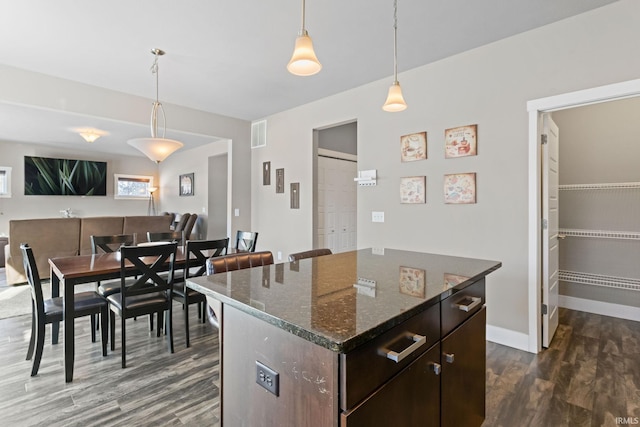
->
[441,307,486,427]
[341,344,441,427]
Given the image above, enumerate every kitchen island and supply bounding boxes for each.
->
[187,248,501,426]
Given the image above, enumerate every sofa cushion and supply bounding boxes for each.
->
[123,216,172,243]
[79,216,125,255]
[8,218,81,283]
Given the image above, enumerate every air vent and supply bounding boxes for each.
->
[251,120,267,148]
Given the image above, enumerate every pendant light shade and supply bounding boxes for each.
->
[382,0,407,112]
[128,49,184,163]
[287,0,322,76]
[127,137,183,163]
[383,81,407,112]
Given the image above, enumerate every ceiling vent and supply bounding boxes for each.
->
[251,120,267,148]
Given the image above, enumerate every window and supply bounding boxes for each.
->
[114,174,153,200]
[0,166,11,197]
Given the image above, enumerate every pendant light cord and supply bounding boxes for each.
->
[393,0,398,84]
[300,0,307,36]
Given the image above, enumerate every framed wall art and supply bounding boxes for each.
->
[179,173,194,196]
[263,161,271,185]
[400,176,426,204]
[444,172,476,204]
[290,182,300,209]
[276,168,285,193]
[445,124,477,158]
[400,131,427,162]
[399,267,426,298]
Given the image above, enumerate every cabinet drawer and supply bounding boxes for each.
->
[441,278,485,337]
[340,302,440,411]
[341,343,441,427]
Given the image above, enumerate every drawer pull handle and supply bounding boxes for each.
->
[432,362,442,375]
[445,353,455,363]
[454,296,482,312]
[382,334,426,363]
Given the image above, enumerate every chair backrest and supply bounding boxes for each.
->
[206,250,273,274]
[119,243,178,310]
[185,238,229,279]
[174,213,191,232]
[235,230,259,253]
[147,231,185,246]
[288,248,332,262]
[183,213,198,240]
[20,243,45,317]
[91,234,137,254]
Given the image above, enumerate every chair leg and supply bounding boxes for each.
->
[90,314,97,343]
[100,307,108,357]
[184,301,190,348]
[110,311,116,352]
[201,302,207,324]
[168,304,174,354]
[26,303,36,361]
[197,301,202,319]
[158,311,164,338]
[148,313,154,332]
[121,316,126,369]
[31,316,46,377]
[51,320,59,345]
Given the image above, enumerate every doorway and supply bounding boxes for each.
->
[314,121,358,253]
[527,78,640,353]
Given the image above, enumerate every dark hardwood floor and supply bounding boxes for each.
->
[484,308,640,427]
[0,296,638,426]
[0,304,220,427]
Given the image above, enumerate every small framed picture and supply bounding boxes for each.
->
[399,267,426,298]
[276,168,285,193]
[445,124,477,158]
[179,173,194,196]
[263,161,271,185]
[400,132,427,162]
[444,173,476,204]
[400,176,426,204]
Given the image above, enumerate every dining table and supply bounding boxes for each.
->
[48,247,187,382]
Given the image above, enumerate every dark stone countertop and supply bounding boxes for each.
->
[187,248,501,353]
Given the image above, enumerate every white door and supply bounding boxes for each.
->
[317,155,357,254]
[542,113,560,347]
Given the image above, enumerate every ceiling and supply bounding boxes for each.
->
[0,0,619,158]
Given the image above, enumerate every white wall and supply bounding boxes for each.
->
[0,140,158,235]
[251,0,640,346]
[0,63,253,242]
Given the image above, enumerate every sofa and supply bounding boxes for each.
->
[4,215,172,285]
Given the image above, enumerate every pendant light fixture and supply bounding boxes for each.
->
[128,49,184,163]
[287,0,322,76]
[382,0,408,112]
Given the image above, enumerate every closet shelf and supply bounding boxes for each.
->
[559,270,640,292]
[558,228,640,240]
[559,182,640,190]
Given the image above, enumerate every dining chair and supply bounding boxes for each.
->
[21,243,108,376]
[205,250,274,328]
[234,230,259,253]
[288,248,332,262]
[147,230,185,246]
[107,242,178,368]
[91,234,137,297]
[182,213,198,240]
[174,213,191,233]
[174,237,228,347]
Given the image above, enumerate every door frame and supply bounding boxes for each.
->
[527,78,640,353]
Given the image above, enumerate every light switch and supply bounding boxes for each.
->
[372,211,384,222]
[234,208,240,217]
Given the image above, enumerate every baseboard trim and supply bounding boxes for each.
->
[486,324,531,352]
[559,295,640,322]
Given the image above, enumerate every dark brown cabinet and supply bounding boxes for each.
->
[341,343,441,427]
[441,307,486,427]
